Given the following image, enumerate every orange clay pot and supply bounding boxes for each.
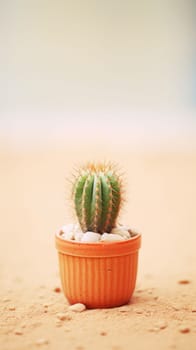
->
[55,231,141,309]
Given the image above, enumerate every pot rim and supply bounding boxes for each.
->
[55,230,141,257]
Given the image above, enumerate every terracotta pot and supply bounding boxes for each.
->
[55,231,141,308]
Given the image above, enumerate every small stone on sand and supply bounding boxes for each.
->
[9,306,16,311]
[154,321,168,330]
[118,306,130,312]
[178,280,190,285]
[136,289,145,293]
[134,309,144,314]
[148,327,159,332]
[147,289,153,294]
[43,303,49,308]
[35,338,49,345]
[56,312,72,321]
[100,331,107,336]
[21,323,27,328]
[14,329,23,335]
[3,298,11,302]
[69,303,86,312]
[172,304,181,311]
[179,326,190,334]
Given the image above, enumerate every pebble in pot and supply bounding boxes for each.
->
[100,233,125,241]
[81,231,101,242]
[111,227,131,239]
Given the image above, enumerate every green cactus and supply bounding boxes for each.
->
[72,163,123,233]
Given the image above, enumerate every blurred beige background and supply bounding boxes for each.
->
[0,0,195,149]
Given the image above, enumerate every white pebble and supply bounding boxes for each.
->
[69,303,86,312]
[60,224,75,234]
[74,232,84,241]
[74,223,81,232]
[100,233,125,242]
[81,232,101,242]
[111,227,131,239]
[61,231,74,240]
[117,225,131,230]
[60,224,83,241]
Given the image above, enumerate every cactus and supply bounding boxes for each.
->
[72,162,123,233]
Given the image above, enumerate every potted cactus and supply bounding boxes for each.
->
[55,162,141,308]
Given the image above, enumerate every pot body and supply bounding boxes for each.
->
[55,232,141,308]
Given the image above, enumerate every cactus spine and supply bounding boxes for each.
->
[72,163,123,233]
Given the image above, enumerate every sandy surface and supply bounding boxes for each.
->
[0,145,196,350]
